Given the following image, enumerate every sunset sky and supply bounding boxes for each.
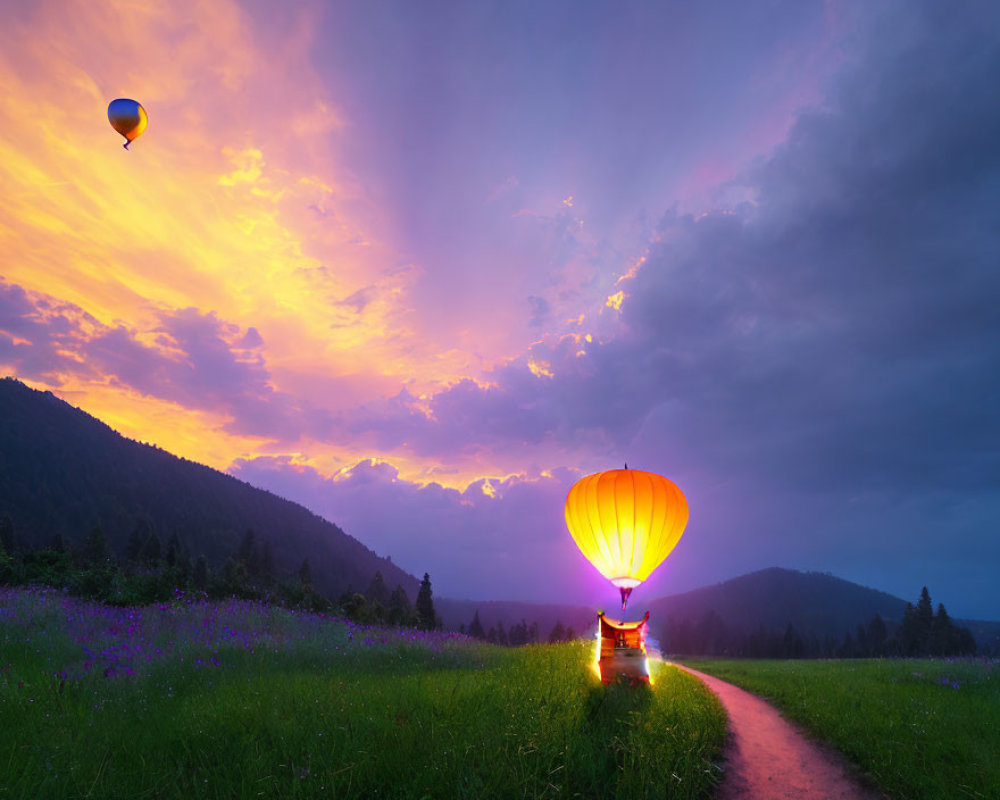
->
[2,0,998,618]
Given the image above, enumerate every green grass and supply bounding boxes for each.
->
[683,658,1000,800]
[0,593,726,799]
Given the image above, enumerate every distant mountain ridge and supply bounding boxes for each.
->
[650,567,999,646]
[2,377,997,653]
[649,567,909,637]
[0,378,419,599]
[440,568,1000,654]
[648,567,999,655]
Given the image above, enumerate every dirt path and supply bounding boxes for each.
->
[676,665,886,800]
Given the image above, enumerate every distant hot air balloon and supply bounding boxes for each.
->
[107,98,147,150]
[565,467,688,610]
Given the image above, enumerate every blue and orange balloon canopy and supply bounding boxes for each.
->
[107,98,147,150]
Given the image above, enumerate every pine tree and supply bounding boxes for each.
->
[0,514,15,554]
[0,532,13,582]
[388,584,414,627]
[128,518,154,563]
[81,525,110,567]
[366,570,389,606]
[237,529,260,577]
[125,529,142,564]
[221,557,251,598]
[468,610,486,639]
[260,542,275,586]
[783,623,805,659]
[415,573,436,631]
[955,626,977,656]
[548,620,566,643]
[564,626,576,641]
[193,555,209,590]
[140,532,162,566]
[855,623,870,657]
[336,586,356,609]
[915,586,934,654]
[298,558,312,586]
[165,533,182,567]
[898,602,920,655]
[867,613,887,656]
[174,548,192,585]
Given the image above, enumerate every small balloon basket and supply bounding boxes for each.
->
[594,610,650,686]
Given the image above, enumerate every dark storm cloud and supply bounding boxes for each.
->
[347,0,1000,498]
[297,0,1000,615]
[617,0,1000,495]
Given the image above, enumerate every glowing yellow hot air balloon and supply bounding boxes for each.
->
[107,98,147,150]
[565,467,688,609]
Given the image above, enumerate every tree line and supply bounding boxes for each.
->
[0,513,438,631]
[459,609,579,646]
[662,586,979,658]
[2,512,984,655]
[338,568,438,631]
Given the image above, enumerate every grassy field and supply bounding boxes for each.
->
[1,588,726,799]
[684,658,1000,800]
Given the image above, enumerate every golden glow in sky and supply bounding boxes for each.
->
[0,0,524,484]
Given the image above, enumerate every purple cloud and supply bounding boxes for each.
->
[337,0,1000,495]
[0,284,334,443]
[257,0,1000,615]
[0,280,98,383]
[230,456,613,603]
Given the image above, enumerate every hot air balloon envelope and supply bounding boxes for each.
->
[108,98,147,149]
[565,468,688,608]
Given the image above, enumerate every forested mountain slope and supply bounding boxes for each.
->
[0,378,418,598]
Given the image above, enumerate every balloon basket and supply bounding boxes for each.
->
[595,610,650,685]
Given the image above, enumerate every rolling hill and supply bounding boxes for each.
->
[648,567,999,654]
[0,377,418,599]
[649,567,909,638]
[438,569,916,642]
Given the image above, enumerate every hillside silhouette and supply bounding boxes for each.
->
[443,569,996,655]
[0,378,418,599]
[649,568,994,656]
[651,567,908,638]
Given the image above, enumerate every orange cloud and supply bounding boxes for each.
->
[0,0,494,485]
